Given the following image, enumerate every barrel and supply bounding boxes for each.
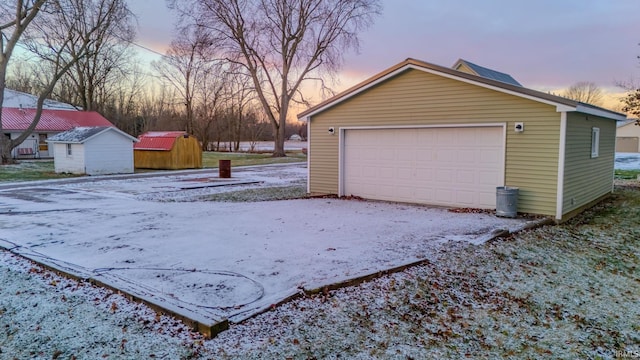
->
[219,159,231,178]
[496,186,519,218]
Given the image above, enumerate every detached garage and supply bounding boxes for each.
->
[298,58,627,221]
[47,126,137,175]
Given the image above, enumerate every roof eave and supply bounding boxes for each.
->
[298,58,579,120]
[574,104,628,121]
[298,58,626,123]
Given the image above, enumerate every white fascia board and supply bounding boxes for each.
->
[575,105,628,121]
[301,68,407,120]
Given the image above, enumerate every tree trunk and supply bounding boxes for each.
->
[1,139,13,165]
[273,111,286,157]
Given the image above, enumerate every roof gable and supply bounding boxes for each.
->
[2,88,78,110]
[1,108,114,131]
[452,59,522,87]
[47,126,137,144]
[298,58,627,122]
[134,131,188,151]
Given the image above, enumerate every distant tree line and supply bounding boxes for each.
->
[2,0,381,160]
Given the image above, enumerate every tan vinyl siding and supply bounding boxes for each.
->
[454,63,477,76]
[562,113,616,215]
[308,69,561,215]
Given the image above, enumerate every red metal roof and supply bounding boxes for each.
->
[1,108,114,131]
[134,131,187,151]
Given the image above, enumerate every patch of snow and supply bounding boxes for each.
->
[0,163,536,332]
[615,152,640,170]
[0,183,638,358]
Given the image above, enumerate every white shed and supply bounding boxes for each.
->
[47,126,138,175]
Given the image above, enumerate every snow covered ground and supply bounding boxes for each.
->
[615,152,640,170]
[0,163,537,336]
[220,140,307,152]
[1,164,638,358]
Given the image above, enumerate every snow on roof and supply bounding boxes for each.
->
[47,126,110,143]
[1,108,114,132]
[47,126,137,144]
[2,88,78,110]
[134,131,188,151]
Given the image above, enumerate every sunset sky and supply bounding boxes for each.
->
[127,0,639,110]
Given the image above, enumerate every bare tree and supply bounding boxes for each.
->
[58,0,135,111]
[0,0,48,164]
[224,65,255,151]
[562,81,604,106]
[0,0,132,163]
[193,64,226,151]
[153,26,220,135]
[5,57,38,94]
[171,0,381,157]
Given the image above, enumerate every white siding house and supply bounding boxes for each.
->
[47,127,138,175]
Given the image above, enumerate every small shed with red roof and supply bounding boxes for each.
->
[133,131,202,169]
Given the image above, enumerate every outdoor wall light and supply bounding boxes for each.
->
[514,122,524,133]
[328,127,335,135]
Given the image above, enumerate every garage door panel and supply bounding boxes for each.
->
[480,149,502,164]
[435,130,455,145]
[456,169,475,184]
[455,190,476,205]
[344,127,504,209]
[436,149,456,162]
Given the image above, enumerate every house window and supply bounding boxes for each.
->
[66,143,72,156]
[591,127,600,158]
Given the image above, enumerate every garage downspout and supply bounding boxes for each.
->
[555,112,567,221]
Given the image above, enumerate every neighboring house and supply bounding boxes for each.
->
[452,58,523,86]
[2,88,78,110]
[616,120,640,153]
[2,88,113,159]
[47,127,137,175]
[298,58,627,222]
[134,131,202,170]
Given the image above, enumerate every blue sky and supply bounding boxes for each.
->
[128,0,639,102]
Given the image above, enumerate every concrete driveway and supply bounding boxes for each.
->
[0,163,541,336]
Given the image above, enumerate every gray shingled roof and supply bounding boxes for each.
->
[456,59,522,87]
[47,126,113,143]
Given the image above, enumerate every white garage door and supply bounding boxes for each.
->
[343,126,504,209]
